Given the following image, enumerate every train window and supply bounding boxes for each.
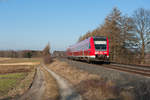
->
[94,37,106,41]
[94,37,107,51]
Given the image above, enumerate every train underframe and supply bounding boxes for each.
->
[68,54,110,64]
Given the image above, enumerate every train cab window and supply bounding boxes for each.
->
[94,37,107,51]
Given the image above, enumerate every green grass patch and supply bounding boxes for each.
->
[0,73,26,79]
[0,73,27,96]
[0,79,17,95]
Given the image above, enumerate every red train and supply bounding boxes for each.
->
[66,36,109,63]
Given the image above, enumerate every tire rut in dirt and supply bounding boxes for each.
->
[18,67,45,100]
[43,65,82,100]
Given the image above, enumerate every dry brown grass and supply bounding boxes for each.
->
[47,59,99,84]
[0,62,40,66]
[0,68,36,99]
[41,66,59,100]
[0,65,33,74]
[0,57,41,74]
[5,68,36,99]
[0,57,41,64]
[0,57,12,61]
[0,58,40,99]
[47,59,121,100]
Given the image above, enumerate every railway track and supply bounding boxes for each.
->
[102,63,150,77]
[60,58,150,77]
[111,63,150,70]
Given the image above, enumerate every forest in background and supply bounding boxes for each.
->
[0,44,52,64]
[0,50,42,58]
[78,7,150,65]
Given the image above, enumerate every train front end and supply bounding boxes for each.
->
[91,37,109,61]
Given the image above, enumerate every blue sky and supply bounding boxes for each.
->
[0,0,150,51]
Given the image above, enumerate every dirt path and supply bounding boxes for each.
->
[18,67,45,100]
[43,65,82,100]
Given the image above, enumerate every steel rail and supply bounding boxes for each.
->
[102,64,150,77]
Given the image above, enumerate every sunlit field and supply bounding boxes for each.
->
[0,58,41,99]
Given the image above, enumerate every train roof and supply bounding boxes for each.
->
[67,36,107,49]
[93,36,107,41]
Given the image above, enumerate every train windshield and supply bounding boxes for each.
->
[94,37,107,51]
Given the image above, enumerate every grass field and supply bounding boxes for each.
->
[0,73,27,96]
[0,57,41,99]
[0,58,41,64]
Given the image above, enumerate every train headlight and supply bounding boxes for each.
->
[107,55,109,58]
[95,52,98,54]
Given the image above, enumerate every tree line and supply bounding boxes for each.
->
[78,8,150,64]
[0,43,52,64]
[0,50,42,58]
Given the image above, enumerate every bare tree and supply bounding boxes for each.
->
[43,43,52,64]
[104,7,122,62]
[132,8,150,64]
